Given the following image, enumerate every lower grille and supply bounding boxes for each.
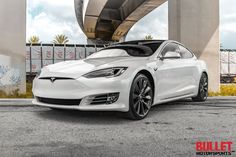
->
[37,97,81,106]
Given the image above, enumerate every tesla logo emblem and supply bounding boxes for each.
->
[50,77,56,83]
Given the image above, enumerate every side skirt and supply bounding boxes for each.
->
[152,93,196,106]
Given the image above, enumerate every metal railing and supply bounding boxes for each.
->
[220,49,236,83]
[220,49,236,75]
[26,45,236,81]
[26,43,105,74]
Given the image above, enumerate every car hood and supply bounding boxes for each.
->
[40,57,148,78]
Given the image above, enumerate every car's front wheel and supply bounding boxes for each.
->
[192,73,208,102]
[126,74,154,120]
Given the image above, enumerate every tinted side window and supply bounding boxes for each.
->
[161,43,180,57]
[179,45,193,59]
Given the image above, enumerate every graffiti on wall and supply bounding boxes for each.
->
[0,65,22,87]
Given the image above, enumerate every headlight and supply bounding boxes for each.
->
[83,67,128,78]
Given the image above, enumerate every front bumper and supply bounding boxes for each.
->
[32,76,131,112]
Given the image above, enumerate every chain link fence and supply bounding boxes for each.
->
[220,49,236,83]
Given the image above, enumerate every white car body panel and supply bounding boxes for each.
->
[32,40,207,112]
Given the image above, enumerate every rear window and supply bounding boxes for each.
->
[143,42,162,52]
[117,41,163,53]
[88,42,163,58]
[125,47,152,56]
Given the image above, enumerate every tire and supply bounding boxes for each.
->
[192,73,208,102]
[125,74,154,120]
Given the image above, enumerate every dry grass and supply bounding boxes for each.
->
[208,84,236,96]
[0,83,33,98]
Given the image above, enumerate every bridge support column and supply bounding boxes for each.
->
[0,0,26,94]
[168,0,220,92]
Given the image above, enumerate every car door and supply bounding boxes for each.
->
[155,43,193,100]
[178,44,199,92]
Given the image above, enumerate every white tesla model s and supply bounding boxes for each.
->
[32,40,208,120]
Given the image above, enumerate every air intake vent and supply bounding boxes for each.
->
[39,77,74,80]
[37,97,81,106]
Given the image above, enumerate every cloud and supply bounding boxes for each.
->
[126,2,168,41]
[27,0,236,49]
[27,0,168,44]
[220,0,236,49]
[27,0,87,44]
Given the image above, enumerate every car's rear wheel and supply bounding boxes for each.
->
[192,73,208,102]
[126,74,154,120]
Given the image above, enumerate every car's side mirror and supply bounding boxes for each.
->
[159,51,181,60]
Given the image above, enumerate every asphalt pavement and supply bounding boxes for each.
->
[0,97,236,157]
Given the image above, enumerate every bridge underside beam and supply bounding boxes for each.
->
[74,0,84,34]
[169,0,220,92]
[75,0,166,41]
[83,0,108,39]
[112,0,166,41]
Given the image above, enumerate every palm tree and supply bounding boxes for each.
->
[220,43,223,49]
[28,36,40,44]
[144,35,154,40]
[53,34,69,44]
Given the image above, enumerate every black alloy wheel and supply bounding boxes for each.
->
[126,74,154,120]
[192,73,208,102]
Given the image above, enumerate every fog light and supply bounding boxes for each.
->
[107,93,119,104]
[88,93,120,105]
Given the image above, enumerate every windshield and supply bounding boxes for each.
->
[87,49,129,59]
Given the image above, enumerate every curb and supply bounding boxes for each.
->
[0,97,235,107]
[0,99,34,107]
[208,96,236,100]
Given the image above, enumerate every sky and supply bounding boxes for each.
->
[27,0,236,49]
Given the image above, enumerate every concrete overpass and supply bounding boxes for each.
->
[74,0,166,42]
[0,0,26,94]
[74,0,220,92]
